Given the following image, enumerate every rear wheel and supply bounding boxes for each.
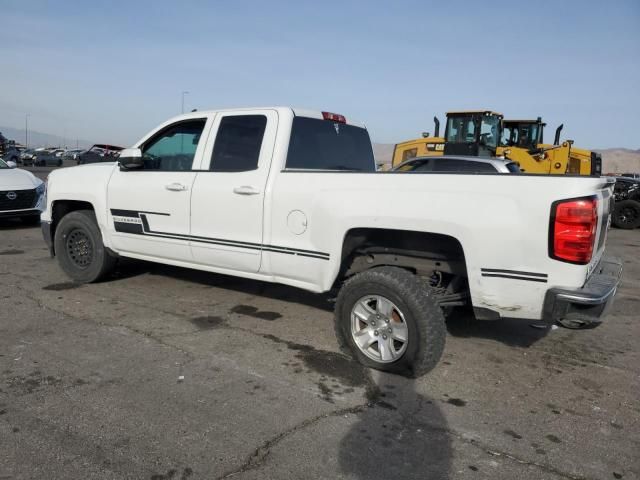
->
[334,267,446,377]
[612,200,640,229]
[54,210,116,283]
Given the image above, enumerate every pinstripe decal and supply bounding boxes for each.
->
[111,209,330,260]
[480,268,548,283]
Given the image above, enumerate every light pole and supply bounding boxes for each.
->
[25,114,30,149]
[181,91,189,113]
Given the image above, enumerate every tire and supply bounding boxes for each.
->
[57,159,63,167]
[20,215,40,226]
[54,210,116,283]
[612,200,640,229]
[334,266,446,377]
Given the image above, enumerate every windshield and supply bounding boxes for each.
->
[0,158,8,169]
[286,117,375,171]
[445,117,476,143]
[501,123,539,149]
[479,116,500,149]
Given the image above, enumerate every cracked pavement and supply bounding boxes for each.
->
[1,194,639,479]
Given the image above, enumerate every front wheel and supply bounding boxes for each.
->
[53,210,116,283]
[334,267,446,377]
[612,200,640,229]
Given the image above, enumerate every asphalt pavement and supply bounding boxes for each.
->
[0,168,638,479]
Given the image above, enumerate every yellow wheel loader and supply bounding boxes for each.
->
[499,118,602,175]
[392,113,602,176]
[392,111,502,167]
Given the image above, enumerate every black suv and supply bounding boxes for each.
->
[612,177,640,229]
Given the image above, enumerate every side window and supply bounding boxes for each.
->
[142,119,206,171]
[210,115,267,172]
[432,159,495,172]
[398,159,431,172]
[401,148,418,162]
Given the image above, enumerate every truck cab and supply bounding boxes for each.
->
[443,111,503,157]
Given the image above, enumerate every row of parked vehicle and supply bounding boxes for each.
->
[16,144,125,167]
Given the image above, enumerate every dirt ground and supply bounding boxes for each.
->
[0,205,638,479]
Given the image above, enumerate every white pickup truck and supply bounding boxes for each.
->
[41,107,622,376]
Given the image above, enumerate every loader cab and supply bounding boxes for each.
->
[501,118,545,152]
[443,111,503,157]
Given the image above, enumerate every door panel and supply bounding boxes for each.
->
[107,117,211,262]
[190,110,277,272]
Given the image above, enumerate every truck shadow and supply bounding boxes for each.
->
[111,258,334,312]
[110,260,551,348]
[339,374,452,480]
[445,309,551,348]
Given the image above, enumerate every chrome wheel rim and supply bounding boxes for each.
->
[66,229,93,268]
[350,295,408,363]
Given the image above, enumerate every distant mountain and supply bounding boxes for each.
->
[0,126,92,149]
[372,143,395,167]
[596,148,640,174]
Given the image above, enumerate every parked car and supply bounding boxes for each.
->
[20,149,37,166]
[62,149,84,161]
[77,144,124,164]
[612,177,640,229]
[0,157,45,224]
[392,155,520,173]
[33,150,63,167]
[42,107,621,376]
[620,173,640,179]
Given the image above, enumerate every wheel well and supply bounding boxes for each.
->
[50,200,95,253]
[336,228,468,299]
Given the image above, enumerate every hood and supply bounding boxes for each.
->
[0,168,43,190]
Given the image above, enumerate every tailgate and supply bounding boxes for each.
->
[591,178,615,274]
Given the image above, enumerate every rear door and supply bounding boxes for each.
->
[189,110,278,272]
[107,117,211,261]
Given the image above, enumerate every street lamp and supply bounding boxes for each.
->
[181,91,189,113]
[25,114,30,149]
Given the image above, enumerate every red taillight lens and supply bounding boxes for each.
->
[322,111,346,123]
[550,197,598,264]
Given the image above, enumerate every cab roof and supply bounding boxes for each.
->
[164,106,366,128]
[446,110,503,116]
[503,119,545,124]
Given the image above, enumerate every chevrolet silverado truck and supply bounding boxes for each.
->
[41,107,622,376]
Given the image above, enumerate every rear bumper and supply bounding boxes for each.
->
[42,220,54,257]
[543,256,623,325]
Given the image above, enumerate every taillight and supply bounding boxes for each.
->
[550,197,598,264]
[322,111,346,123]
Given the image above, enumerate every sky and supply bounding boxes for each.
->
[0,0,638,149]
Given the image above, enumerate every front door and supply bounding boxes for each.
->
[190,110,277,273]
[107,117,210,262]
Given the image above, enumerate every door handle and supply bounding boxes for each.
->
[233,186,260,195]
[165,182,188,191]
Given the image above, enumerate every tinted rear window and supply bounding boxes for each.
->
[431,158,495,172]
[286,117,375,171]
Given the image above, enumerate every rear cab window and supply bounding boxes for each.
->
[285,116,375,172]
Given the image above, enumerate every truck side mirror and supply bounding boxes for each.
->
[118,148,144,170]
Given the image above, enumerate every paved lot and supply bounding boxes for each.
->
[1,171,639,479]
